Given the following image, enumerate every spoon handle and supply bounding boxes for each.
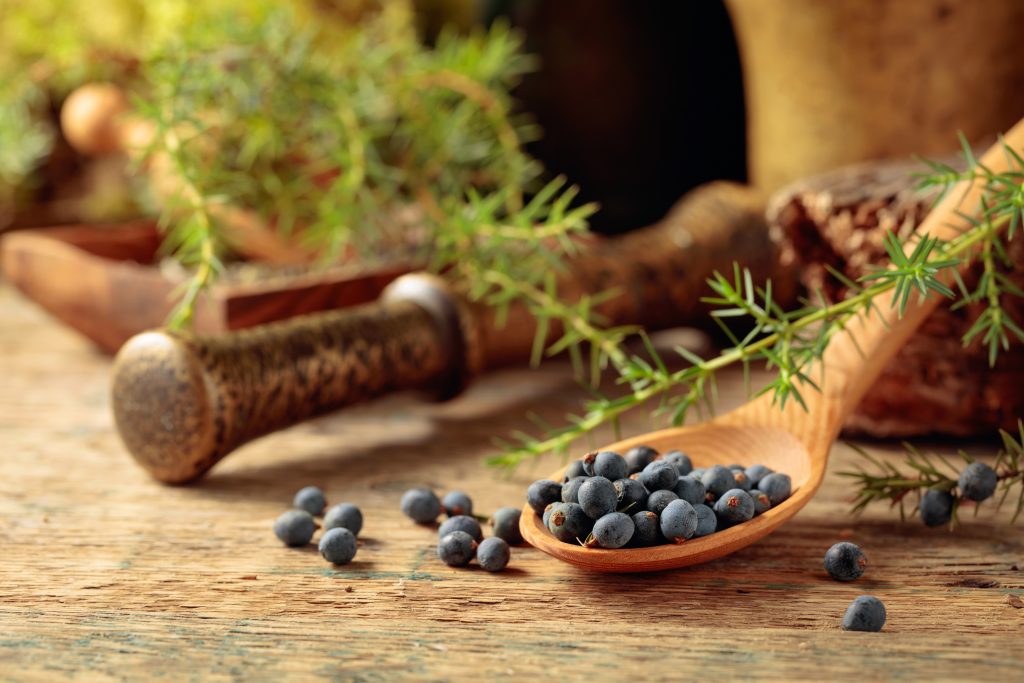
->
[787,119,1024,444]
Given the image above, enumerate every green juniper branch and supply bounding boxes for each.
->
[837,420,1024,527]
[489,137,1023,470]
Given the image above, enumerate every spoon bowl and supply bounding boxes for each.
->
[521,422,817,572]
[519,120,1024,572]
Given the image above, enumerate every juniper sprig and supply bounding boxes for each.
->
[837,420,1024,527]
[489,134,1023,469]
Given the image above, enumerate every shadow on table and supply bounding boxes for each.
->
[175,365,586,503]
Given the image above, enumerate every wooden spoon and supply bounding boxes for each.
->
[521,120,1024,572]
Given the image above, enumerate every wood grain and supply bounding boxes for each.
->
[0,280,1021,680]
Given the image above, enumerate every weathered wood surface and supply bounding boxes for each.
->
[0,279,1022,681]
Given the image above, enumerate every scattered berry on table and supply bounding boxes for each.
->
[562,476,587,504]
[693,504,717,537]
[661,450,693,476]
[400,488,442,524]
[919,489,954,527]
[527,480,563,515]
[713,489,755,526]
[701,465,736,501]
[441,491,473,517]
[630,511,661,547]
[745,464,772,487]
[323,503,363,536]
[564,459,587,481]
[587,512,635,549]
[639,461,679,492]
[614,477,649,513]
[759,473,792,505]
[624,445,659,474]
[593,451,628,481]
[439,515,483,542]
[841,595,886,632]
[273,509,316,547]
[647,489,679,515]
[659,499,698,544]
[490,507,523,545]
[578,477,618,519]
[546,502,592,543]
[319,527,357,565]
[958,462,998,502]
[293,486,327,516]
[476,537,511,572]
[673,475,706,506]
[823,542,867,582]
[750,490,772,516]
[437,530,477,567]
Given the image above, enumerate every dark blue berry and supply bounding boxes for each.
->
[437,530,477,567]
[614,477,649,513]
[319,527,357,565]
[580,451,599,476]
[564,459,587,481]
[273,509,316,546]
[293,486,326,516]
[489,507,523,545]
[624,445,659,473]
[647,489,679,515]
[661,450,693,475]
[731,470,752,492]
[527,479,562,515]
[640,461,679,492]
[476,537,511,572]
[323,503,363,536]
[542,503,556,528]
[713,489,755,525]
[659,499,698,543]
[629,511,661,547]
[577,477,618,519]
[693,504,717,537]
[593,451,628,480]
[920,489,953,527]
[842,595,886,632]
[745,464,773,487]
[439,515,483,542]
[587,512,635,548]
[401,488,441,523]
[673,476,706,506]
[759,473,792,505]
[546,503,592,543]
[639,461,678,491]
[750,490,771,516]
[824,542,867,581]
[562,476,587,504]
[958,462,998,502]
[441,491,473,517]
[701,465,735,501]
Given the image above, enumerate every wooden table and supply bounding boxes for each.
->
[1,279,1021,681]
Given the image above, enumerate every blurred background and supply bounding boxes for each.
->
[0,0,748,234]
[2,0,1023,438]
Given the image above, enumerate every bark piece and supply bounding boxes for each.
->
[769,159,1024,437]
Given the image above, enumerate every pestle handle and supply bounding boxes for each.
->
[111,276,472,483]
